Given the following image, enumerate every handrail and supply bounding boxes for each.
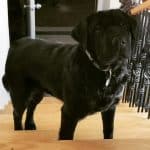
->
[130,0,150,15]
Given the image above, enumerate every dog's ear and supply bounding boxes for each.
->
[128,16,137,40]
[71,19,87,50]
[127,16,137,49]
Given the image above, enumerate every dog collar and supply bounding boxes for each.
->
[85,50,101,70]
[85,50,112,87]
[85,49,111,71]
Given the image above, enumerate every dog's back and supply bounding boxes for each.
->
[3,38,78,98]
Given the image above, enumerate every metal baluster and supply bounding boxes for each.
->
[24,0,42,39]
[121,0,140,104]
[126,13,142,107]
[138,13,150,113]
[146,90,150,118]
[139,53,147,112]
[145,12,150,118]
[121,0,150,119]
[143,64,150,112]
[122,62,133,103]
[133,63,142,107]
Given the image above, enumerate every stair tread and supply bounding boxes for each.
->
[0,133,149,150]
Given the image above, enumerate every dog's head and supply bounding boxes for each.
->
[72,9,137,71]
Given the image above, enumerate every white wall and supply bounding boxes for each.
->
[97,0,121,10]
[0,0,10,109]
[109,1,121,9]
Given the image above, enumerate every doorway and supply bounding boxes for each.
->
[36,0,97,34]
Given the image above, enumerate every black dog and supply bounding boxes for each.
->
[2,9,136,139]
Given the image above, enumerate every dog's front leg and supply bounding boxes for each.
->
[59,106,78,140]
[101,107,116,139]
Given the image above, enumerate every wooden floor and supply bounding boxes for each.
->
[0,97,150,149]
[0,138,150,150]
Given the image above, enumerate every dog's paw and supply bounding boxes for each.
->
[25,121,36,130]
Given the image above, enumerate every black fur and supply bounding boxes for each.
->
[2,9,136,139]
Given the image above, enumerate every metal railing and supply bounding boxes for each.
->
[121,0,150,119]
[24,0,41,39]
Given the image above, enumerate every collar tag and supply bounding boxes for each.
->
[105,69,112,87]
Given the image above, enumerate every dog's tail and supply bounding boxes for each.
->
[2,74,10,92]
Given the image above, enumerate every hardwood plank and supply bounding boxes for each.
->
[0,134,150,150]
[0,97,150,139]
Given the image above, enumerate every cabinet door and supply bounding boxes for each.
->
[36,0,97,27]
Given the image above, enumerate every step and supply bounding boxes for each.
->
[36,27,73,35]
[0,132,149,150]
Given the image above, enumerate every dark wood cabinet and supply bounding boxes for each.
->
[8,0,97,41]
[36,0,97,27]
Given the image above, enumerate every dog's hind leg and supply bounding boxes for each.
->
[59,106,79,140]
[101,106,116,139]
[25,89,43,130]
[10,83,29,130]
